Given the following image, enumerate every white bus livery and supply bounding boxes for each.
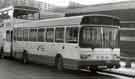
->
[7,14,120,71]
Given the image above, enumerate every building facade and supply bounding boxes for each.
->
[0,0,57,11]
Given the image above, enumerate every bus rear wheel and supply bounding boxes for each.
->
[0,48,4,59]
[56,56,64,71]
[22,51,28,64]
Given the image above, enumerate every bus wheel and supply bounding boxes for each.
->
[114,64,120,69]
[90,69,97,73]
[0,48,4,59]
[22,51,28,64]
[56,56,64,71]
[90,67,97,73]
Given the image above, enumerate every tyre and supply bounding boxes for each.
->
[0,48,4,59]
[107,65,113,69]
[90,69,97,73]
[114,64,120,69]
[90,66,97,73]
[56,56,64,71]
[22,51,28,64]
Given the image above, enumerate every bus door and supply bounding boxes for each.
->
[3,30,12,56]
[64,27,79,59]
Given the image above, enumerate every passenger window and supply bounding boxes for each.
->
[29,28,37,41]
[55,28,64,43]
[23,29,26,41]
[46,28,54,42]
[23,29,29,41]
[18,29,23,41]
[38,28,45,42]
[66,27,78,43]
[16,29,19,41]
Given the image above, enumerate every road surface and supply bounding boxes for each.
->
[0,59,131,79]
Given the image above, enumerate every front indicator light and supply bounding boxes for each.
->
[80,54,91,60]
[113,54,120,59]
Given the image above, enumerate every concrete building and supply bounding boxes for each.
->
[0,0,64,19]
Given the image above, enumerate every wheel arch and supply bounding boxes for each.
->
[22,49,29,64]
[55,54,63,64]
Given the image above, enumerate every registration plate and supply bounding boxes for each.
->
[106,61,111,63]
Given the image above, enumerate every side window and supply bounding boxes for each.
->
[29,29,33,41]
[16,29,19,41]
[26,29,29,41]
[20,29,23,41]
[18,29,22,41]
[23,29,29,41]
[38,28,45,42]
[16,28,21,41]
[29,28,37,41]
[34,29,38,41]
[66,27,78,43]
[55,28,64,43]
[46,28,54,42]
[22,29,25,41]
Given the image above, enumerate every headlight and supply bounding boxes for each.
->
[113,54,120,59]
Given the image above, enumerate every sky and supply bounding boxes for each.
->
[36,0,130,6]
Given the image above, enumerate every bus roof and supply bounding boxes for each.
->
[14,14,119,28]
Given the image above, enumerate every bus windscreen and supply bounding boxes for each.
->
[79,26,119,48]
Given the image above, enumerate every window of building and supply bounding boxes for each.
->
[66,27,78,43]
[55,28,64,43]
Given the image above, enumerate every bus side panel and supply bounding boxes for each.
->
[13,41,57,65]
[3,41,11,57]
[13,41,25,59]
[13,41,81,70]
[27,42,57,65]
[60,43,80,70]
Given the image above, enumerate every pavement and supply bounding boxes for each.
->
[105,68,135,77]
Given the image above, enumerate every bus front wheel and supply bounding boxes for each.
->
[56,56,64,71]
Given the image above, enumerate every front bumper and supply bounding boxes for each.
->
[78,60,120,69]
